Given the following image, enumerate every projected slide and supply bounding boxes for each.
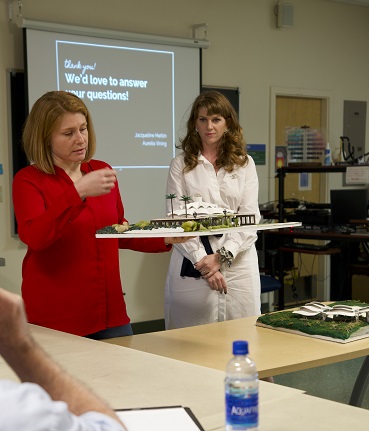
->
[57,41,174,168]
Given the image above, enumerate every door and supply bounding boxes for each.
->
[275,95,328,304]
[275,96,324,204]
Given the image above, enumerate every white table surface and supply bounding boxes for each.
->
[2,324,369,430]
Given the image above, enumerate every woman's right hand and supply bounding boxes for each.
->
[74,168,117,200]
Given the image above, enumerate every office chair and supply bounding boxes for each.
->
[260,249,281,313]
[260,274,281,313]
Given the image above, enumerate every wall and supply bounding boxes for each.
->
[1,0,368,322]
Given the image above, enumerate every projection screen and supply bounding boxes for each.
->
[24,23,203,221]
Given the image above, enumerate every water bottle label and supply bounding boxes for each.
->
[226,392,258,428]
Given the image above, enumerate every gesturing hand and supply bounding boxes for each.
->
[75,168,117,199]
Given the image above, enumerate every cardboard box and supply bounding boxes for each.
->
[352,275,369,303]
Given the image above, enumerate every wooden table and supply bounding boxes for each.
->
[107,315,369,406]
[0,324,302,431]
[259,392,369,431]
[2,324,369,430]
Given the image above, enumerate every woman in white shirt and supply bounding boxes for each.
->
[165,91,261,329]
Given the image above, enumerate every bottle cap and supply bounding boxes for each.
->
[232,340,248,355]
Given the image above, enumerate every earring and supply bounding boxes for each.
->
[195,128,199,133]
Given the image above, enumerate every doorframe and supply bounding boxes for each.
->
[269,86,334,301]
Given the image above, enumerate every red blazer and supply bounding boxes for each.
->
[12,160,169,336]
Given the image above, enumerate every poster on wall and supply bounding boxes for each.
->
[247,144,265,166]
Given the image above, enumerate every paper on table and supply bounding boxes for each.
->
[116,406,204,431]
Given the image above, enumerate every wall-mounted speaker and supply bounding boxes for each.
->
[277,3,294,28]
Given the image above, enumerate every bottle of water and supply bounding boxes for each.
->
[324,142,331,166]
[225,340,259,431]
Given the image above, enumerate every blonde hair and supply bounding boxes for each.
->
[22,91,96,174]
[179,91,248,173]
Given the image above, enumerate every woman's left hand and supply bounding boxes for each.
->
[194,254,221,279]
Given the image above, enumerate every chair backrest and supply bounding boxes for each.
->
[260,274,281,294]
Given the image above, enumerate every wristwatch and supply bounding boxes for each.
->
[216,246,234,268]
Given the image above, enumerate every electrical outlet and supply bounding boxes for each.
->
[0,258,5,266]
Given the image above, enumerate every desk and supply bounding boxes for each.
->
[110,315,369,406]
[109,315,369,376]
[2,324,369,430]
[266,228,369,308]
[261,394,369,431]
[0,324,303,431]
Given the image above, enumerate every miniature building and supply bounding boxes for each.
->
[150,213,256,228]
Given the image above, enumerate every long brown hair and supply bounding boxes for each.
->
[22,91,96,174]
[179,91,248,173]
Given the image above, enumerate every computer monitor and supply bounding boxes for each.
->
[330,188,369,226]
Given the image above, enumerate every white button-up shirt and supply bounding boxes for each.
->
[0,380,125,431]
